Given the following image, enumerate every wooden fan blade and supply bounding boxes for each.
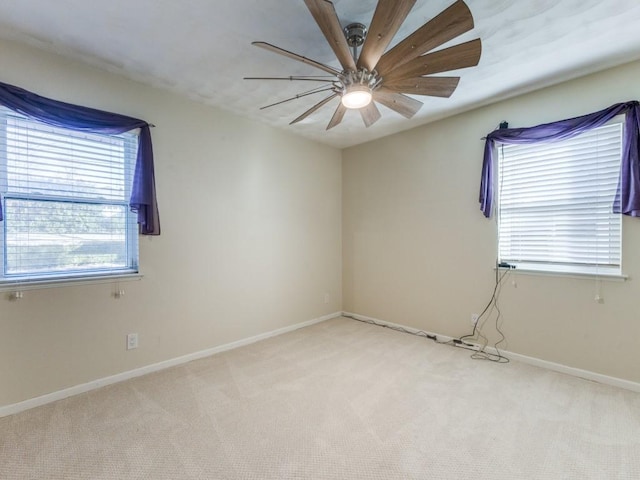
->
[304,0,356,71]
[260,87,335,110]
[373,88,423,118]
[290,93,338,125]
[359,102,382,128]
[357,0,416,72]
[376,0,474,75]
[384,76,460,97]
[383,39,481,83]
[327,103,347,130]
[252,41,340,76]
[244,76,336,82]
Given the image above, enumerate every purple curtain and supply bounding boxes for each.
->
[479,101,640,219]
[0,81,160,234]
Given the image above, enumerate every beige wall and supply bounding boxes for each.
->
[0,39,343,407]
[343,60,640,384]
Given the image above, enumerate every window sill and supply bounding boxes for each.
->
[495,266,628,282]
[0,272,143,292]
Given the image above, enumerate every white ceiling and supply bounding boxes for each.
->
[0,0,639,149]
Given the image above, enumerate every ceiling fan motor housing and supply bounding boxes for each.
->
[338,69,380,93]
[344,23,367,47]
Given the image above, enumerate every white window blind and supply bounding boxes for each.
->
[497,121,622,276]
[0,109,139,283]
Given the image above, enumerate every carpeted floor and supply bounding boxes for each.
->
[1,316,639,479]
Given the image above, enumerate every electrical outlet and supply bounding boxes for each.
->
[324,293,330,304]
[471,313,480,325]
[126,333,138,350]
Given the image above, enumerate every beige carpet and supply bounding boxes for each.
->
[1,316,639,479]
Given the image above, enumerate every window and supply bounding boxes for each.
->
[496,120,623,276]
[0,109,139,285]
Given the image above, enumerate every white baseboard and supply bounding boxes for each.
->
[343,311,640,393]
[497,349,640,392]
[0,311,342,418]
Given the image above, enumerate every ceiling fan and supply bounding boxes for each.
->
[246,0,481,130]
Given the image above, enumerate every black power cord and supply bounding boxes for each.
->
[342,314,438,341]
[456,262,510,363]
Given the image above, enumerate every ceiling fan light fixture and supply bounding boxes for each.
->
[341,84,373,109]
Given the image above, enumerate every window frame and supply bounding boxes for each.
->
[0,108,141,289]
[495,117,625,278]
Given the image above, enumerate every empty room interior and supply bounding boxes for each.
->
[1,1,640,479]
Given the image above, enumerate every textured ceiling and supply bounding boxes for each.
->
[0,0,639,148]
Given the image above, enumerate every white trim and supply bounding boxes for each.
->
[494,348,640,392]
[495,266,628,282]
[0,311,341,418]
[342,311,640,394]
[0,273,143,292]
